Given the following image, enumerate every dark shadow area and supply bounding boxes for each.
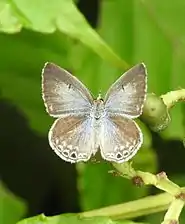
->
[0,97,80,217]
[152,132,185,176]
[77,0,100,28]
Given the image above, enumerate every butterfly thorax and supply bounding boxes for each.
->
[90,98,106,120]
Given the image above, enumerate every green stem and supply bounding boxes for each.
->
[112,163,181,195]
[80,162,185,221]
[161,198,185,224]
[111,162,185,223]
[80,192,173,220]
[161,89,185,109]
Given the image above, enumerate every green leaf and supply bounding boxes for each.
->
[0,0,22,33]
[17,213,144,224]
[0,0,127,69]
[0,181,27,224]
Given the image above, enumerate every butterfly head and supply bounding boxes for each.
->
[91,97,105,120]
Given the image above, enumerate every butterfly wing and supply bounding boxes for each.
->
[104,63,147,119]
[42,62,93,117]
[100,116,143,163]
[49,115,97,163]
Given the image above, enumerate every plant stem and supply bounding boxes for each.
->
[161,89,185,109]
[80,162,185,222]
[112,163,181,194]
[161,198,185,224]
[80,192,173,220]
[111,162,185,224]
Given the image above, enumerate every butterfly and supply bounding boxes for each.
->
[41,62,147,163]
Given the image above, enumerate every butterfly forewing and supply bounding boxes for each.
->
[42,62,93,117]
[100,116,143,163]
[104,63,147,119]
[49,115,97,163]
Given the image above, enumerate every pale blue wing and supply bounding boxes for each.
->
[42,62,93,117]
[104,63,147,119]
[100,116,143,163]
[49,115,98,163]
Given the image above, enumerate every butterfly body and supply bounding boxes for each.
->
[42,62,147,163]
[90,98,106,120]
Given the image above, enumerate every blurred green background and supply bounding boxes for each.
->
[0,0,185,223]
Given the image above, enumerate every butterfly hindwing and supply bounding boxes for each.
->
[100,115,143,163]
[49,115,98,163]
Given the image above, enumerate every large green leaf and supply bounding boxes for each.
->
[0,0,22,32]
[0,181,27,224]
[0,0,127,69]
[17,213,144,224]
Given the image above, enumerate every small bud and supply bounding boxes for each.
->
[132,175,144,187]
[175,192,185,201]
[156,171,167,179]
[141,93,171,132]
